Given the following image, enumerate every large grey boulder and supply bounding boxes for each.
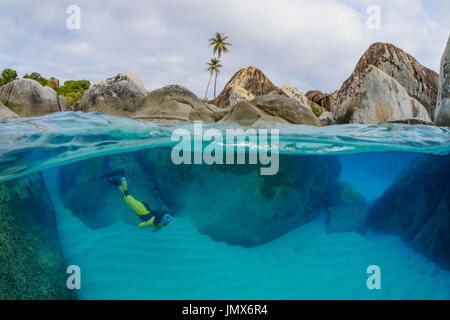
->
[318,111,336,126]
[269,85,309,106]
[79,72,147,117]
[204,103,230,121]
[251,94,321,126]
[0,79,69,117]
[306,90,328,105]
[0,101,19,118]
[313,42,439,123]
[133,85,215,122]
[211,66,277,108]
[227,85,255,107]
[334,65,431,124]
[58,95,72,112]
[219,94,321,126]
[341,42,439,118]
[369,154,450,270]
[434,36,450,126]
[0,173,77,299]
[218,101,266,126]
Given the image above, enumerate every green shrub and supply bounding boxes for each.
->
[310,101,322,117]
[0,68,18,86]
[56,80,90,105]
[25,73,89,105]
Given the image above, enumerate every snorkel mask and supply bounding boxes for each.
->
[162,214,174,226]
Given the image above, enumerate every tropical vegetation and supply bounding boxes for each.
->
[1,68,90,106]
[205,32,231,99]
[205,58,222,100]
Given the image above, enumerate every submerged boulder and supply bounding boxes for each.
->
[327,182,368,234]
[133,85,214,122]
[57,153,168,229]
[410,185,449,270]
[0,173,76,299]
[211,66,277,108]
[79,72,147,117]
[334,65,431,124]
[368,154,450,270]
[0,79,69,117]
[138,148,341,247]
[434,36,450,126]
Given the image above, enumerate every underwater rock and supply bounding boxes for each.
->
[139,148,341,247]
[434,35,450,126]
[326,182,368,234]
[369,154,450,270]
[57,153,168,229]
[333,65,431,124]
[410,184,450,270]
[78,72,147,117]
[133,85,214,122]
[211,66,277,108]
[0,173,76,299]
[0,79,68,117]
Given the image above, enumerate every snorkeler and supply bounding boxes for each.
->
[101,156,174,231]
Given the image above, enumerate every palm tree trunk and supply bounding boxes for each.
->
[214,71,218,99]
[205,72,213,100]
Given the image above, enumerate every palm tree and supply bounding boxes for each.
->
[205,58,222,99]
[208,32,232,58]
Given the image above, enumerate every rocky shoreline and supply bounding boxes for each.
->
[1,39,449,127]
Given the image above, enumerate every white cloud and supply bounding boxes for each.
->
[0,0,448,98]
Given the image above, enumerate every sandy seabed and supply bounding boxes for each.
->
[45,168,450,300]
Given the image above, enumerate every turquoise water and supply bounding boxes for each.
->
[1,112,449,299]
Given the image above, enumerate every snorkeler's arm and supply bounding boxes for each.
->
[120,177,128,192]
[138,216,155,228]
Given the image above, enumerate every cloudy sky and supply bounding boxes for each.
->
[0,0,449,98]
